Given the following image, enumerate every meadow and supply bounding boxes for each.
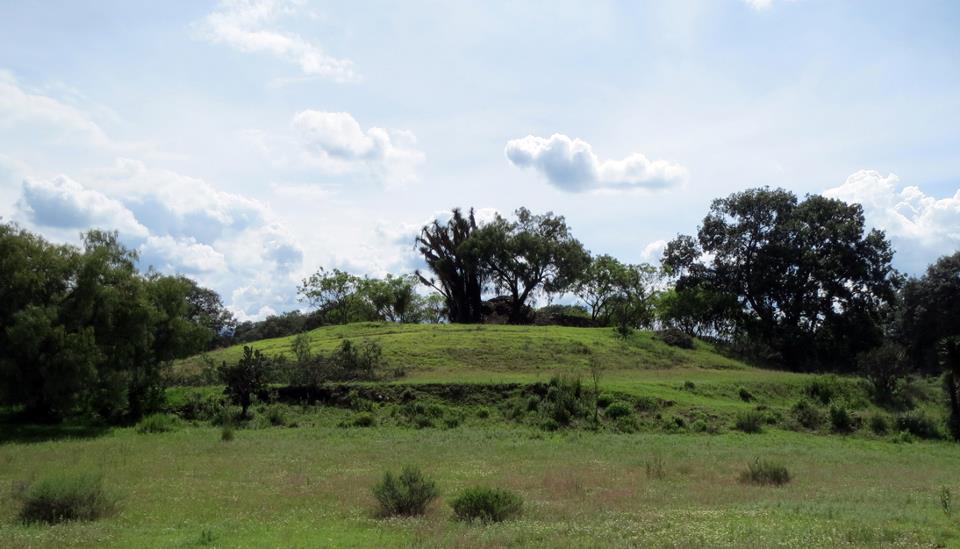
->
[2,323,959,547]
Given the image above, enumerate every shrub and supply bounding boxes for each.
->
[542,375,585,426]
[791,399,824,430]
[657,327,694,349]
[264,405,287,427]
[450,487,523,523]
[739,458,790,486]
[329,339,388,381]
[218,346,269,418]
[895,410,942,440]
[596,393,615,408]
[682,380,696,391]
[17,472,115,524]
[804,376,844,405]
[353,412,375,427]
[220,424,235,442]
[738,387,754,402]
[829,405,856,434]
[475,407,491,419]
[372,466,438,517]
[857,343,907,404]
[605,401,633,419]
[136,413,178,434]
[735,410,764,434]
[867,413,890,435]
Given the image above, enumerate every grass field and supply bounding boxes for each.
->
[2,322,959,547]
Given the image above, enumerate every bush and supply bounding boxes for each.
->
[17,472,115,524]
[657,327,694,349]
[475,407,491,419]
[220,424,235,442]
[353,412,375,427]
[372,466,438,517]
[735,410,764,434]
[738,387,753,402]
[739,458,791,486]
[542,375,585,426]
[867,413,890,435]
[329,339,388,381]
[791,399,824,430]
[895,410,942,440]
[264,405,287,427]
[605,401,633,419]
[804,376,844,405]
[136,413,178,434]
[450,487,523,523]
[595,393,615,408]
[857,343,907,404]
[829,405,856,433]
[218,346,269,418]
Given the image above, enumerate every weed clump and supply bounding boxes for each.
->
[829,405,857,433]
[739,458,791,486]
[791,399,824,430]
[372,466,438,517]
[735,410,764,434]
[605,401,633,419]
[17,472,115,524]
[895,410,942,440]
[657,327,694,349]
[450,487,523,523]
[867,412,891,435]
[353,412,375,427]
[738,387,754,402]
[541,375,585,427]
[135,413,179,434]
[220,424,235,442]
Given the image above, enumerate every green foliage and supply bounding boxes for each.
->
[657,327,694,349]
[663,188,898,370]
[738,387,754,402]
[220,424,235,442]
[735,410,764,433]
[541,375,585,426]
[263,405,287,427]
[136,413,179,434]
[415,208,485,323]
[940,486,952,516]
[297,267,367,325]
[739,458,791,486]
[0,224,210,422]
[327,339,387,381]
[604,401,633,419]
[218,346,269,418]
[595,393,615,408]
[353,413,375,427]
[291,332,312,364]
[575,254,658,326]
[450,487,523,523]
[372,466,438,517]
[655,286,737,339]
[829,405,856,434]
[804,376,844,405]
[857,343,907,404]
[895,410,942,440]
[867,413,890,435]
[898,252,960,373]
[940,338,960,441]
[16,472,115,524]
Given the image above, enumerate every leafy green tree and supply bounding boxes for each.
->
[360,274,419,322]
[218,346,269,418]
[469,208,589,324]
[663,188,899,370]
[655,287,739,338]
[576,255,659,326]
[298,267,364,325]
[179,276,235,348]
[415,208,485,323]
[940,337,960,441]
[418,293,447,324]
[897,252,960,373]
[857,342,907,405]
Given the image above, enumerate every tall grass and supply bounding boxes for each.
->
[17,472,115,524]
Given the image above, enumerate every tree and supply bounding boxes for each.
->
[359,274,419,322]
[180,277,236,348]
[0,225,208,421]
[419,293,447,324]
[415,208,485,323]
[896,252,960,373]
[655,287,739,338]
[469,208,589,324]
[298,267,363,325]
[663,188,899,370]
[218,346,269,418]
[857,342,907,405]
[940,337,960,442]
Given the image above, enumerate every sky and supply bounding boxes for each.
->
[1,0,958,321]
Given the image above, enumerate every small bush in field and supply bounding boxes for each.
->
[596,393,615,408]
[220,424,235,442]
[17,472,115,524]
[735,410,764,433]
[657,327,694,349]
[475,407,491,419]
[895,410,942,440]
[867,413,890,435]
[791,399,824,430]
[136,413,179,434]
[829,405,856,433]
[372,466,438,517]
[739,458,791,486]
[450,487,523,523]
[605,401,632,419]
[353,412,375,427]
[264,406,287,427]
[738,387,754,402]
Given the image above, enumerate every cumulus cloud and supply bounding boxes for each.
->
[824,170,960,273]
[641,239,668,262]
[197,0,357,82]
[291,110,424,185]
[505,133,687,193]
[19,175,149,238]
[140,235,227,273]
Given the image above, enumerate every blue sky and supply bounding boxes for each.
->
[1,0,958,320]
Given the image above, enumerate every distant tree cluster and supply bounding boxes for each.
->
[0,224,214,421]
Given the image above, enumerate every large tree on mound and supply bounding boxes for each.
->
[467,208,589,324]
[662,187,899,370]
[415,208,485,323]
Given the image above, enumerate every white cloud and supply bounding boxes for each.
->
[824,170,960,273]
[19,175,149,238]
[505,133,687,193]
[197,0,357,83]
[743,0,774,10]
[140,235,227,273]
[291,110,425,186]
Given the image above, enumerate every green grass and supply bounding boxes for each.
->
[2,322,957,547]
[1,423,958,547]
